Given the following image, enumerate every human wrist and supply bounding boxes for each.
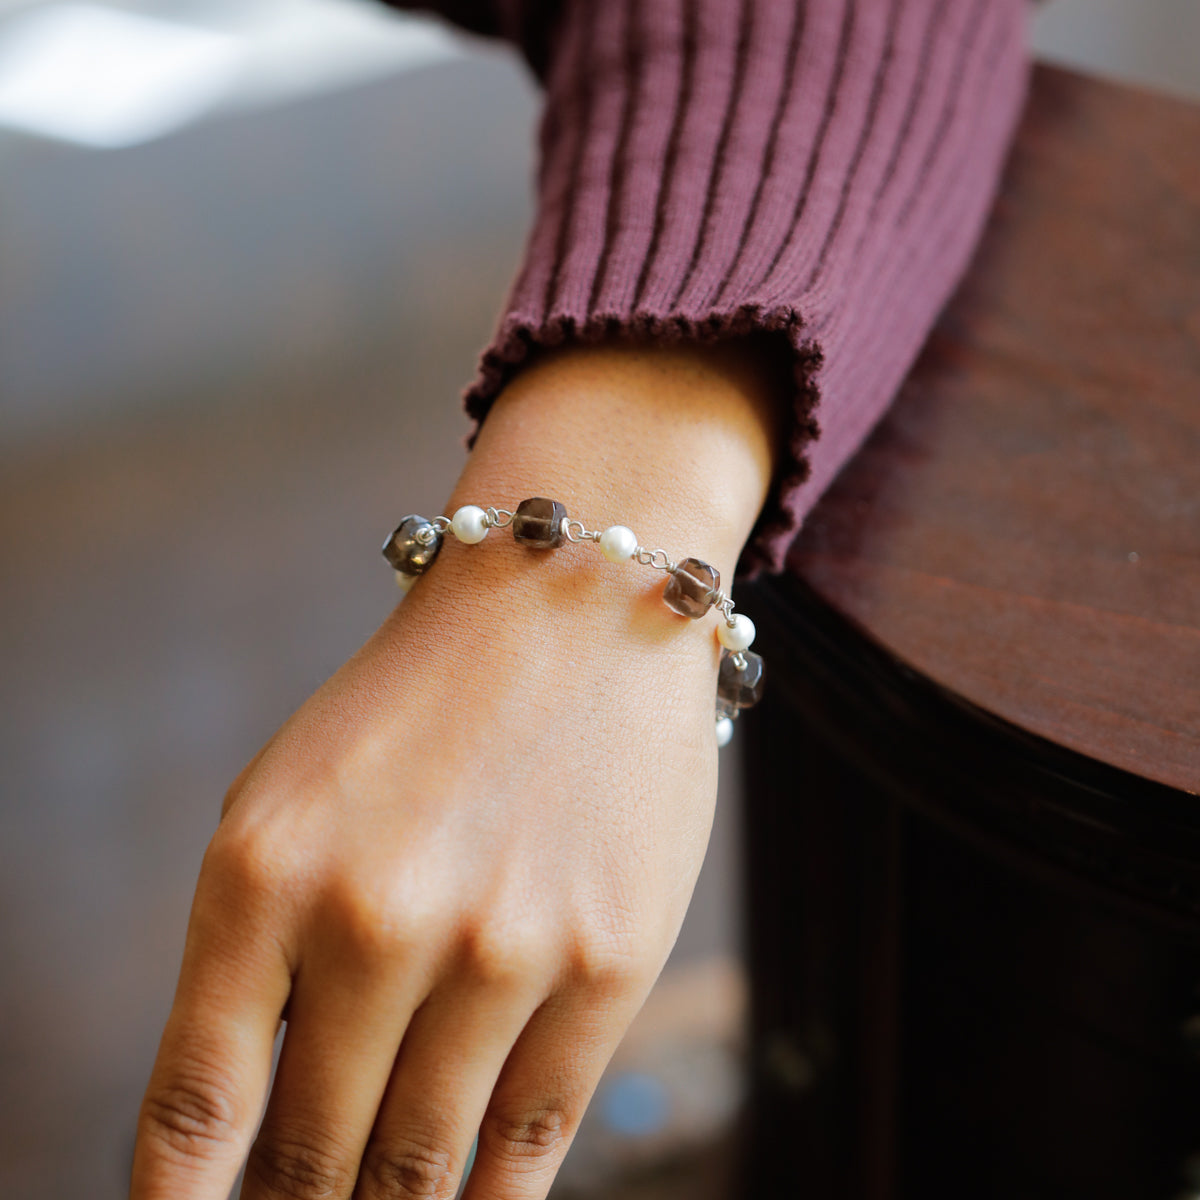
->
[380,341,777,740]
[448,338,786,582]
[383,496,764,749]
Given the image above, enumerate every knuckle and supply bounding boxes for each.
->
[246,1130,355,1199]
[220,776,248,821]
[220,782,240,819]
[221,751,263,819]
[139,1072,242,1162]
[458,920,551,990]
[321,880,413,964]
[567,921,648,992]
[483,1106,571,1166]
[202,822,291,904]
[360,1136,454,1198]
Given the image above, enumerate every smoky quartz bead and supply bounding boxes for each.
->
[512,496,568,548]
[718,649,765,709]
[662,557,720,618]
[382,514,442,575]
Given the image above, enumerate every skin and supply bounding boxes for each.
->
[131,336,787,1200]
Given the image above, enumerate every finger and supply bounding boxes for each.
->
[239,938,426,1200]
[462,979,652,1200]
[355,967,549,1200]
[132,837,293,1199]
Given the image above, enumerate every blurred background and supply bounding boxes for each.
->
[0,2,1196,1197]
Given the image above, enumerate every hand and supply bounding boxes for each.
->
[131,339,783,1199]
[132,535,720,1199]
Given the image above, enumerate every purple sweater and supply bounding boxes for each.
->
[389,0,1031,579]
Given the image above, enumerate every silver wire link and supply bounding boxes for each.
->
[634,546,677,573]
[563,518,600,543]
[430,515,452,534]
[731,652,748,671]
[485,506,514,529]
[712,591,738,626]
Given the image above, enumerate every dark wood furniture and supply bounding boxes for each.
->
[739,64,1200,1198]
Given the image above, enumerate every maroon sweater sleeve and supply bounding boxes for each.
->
[386,0,1031,580]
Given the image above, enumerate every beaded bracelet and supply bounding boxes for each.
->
[382,497,763,747]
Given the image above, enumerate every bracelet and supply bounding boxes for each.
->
[382,496,764,746]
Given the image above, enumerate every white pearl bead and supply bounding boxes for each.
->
[715,715,735,747]
[716,613,756,652]
[450,505,489,544]
[599,524,638,562]
[394,570,418,594]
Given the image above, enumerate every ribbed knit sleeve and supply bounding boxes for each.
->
[387,0,1031,579]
